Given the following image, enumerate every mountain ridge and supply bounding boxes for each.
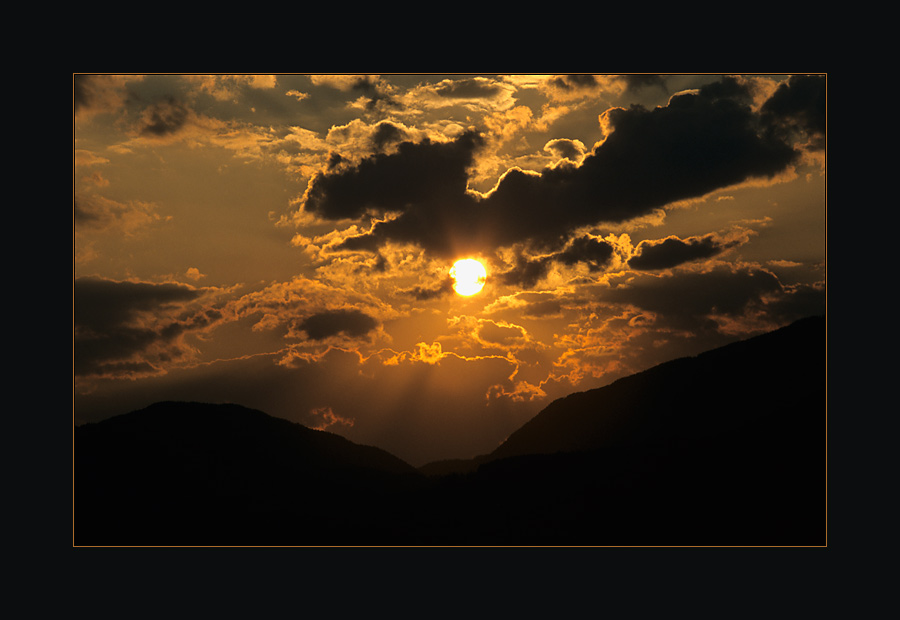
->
[419,315,824,474]
[74,401,425,544]
[76,400,419,475]
[74,315,825,545]
[487,314,824,461]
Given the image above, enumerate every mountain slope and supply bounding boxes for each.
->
[74,316,826,546]
[489,315,824,461]
[411,316,826,545]
[74,401,423,545]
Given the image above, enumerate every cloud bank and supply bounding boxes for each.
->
[298,76,824,258]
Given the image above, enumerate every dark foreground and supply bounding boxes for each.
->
[74,316,826,546]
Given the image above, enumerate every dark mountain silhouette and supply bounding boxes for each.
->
[413,316,825,545]
[74,401,424,545]
[74,316,825,546]
[491,314,824,460]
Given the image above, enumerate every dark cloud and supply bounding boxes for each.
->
[326,151,345,170]
[73,277,205,377]
[478,322,525,346]
[500,235,615,288]
[557,236,615,271]
[303,130,484,224]
[433,77,504,99]
[74,277,200,333]
[403,277,455,301]
[73,198,102,225]
[550,74,598,91]
[628,234,733,270]
[140,96,190,136]
[564,79,794,219]
[297,309,378,340]
[372,253,388,272]
[544,138,585,162]
[500,255,552,288]
[518,296,564,319]
[73,74,94,112]
[300,76,819,260]
[351,76,398,111]
[370,121,409,152]
[621,74,667,93]
[760,74,826,149]
[604,267,785,331]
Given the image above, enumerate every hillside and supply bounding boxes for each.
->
[74,401,424,545]
[489,315,824,461]
[411,316,825,545]
[74,317,826,546]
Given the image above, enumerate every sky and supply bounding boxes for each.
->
[73,74,826,467]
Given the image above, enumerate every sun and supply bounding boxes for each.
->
[450,258,487,296]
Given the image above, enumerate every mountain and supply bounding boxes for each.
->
[74,316,826,546]
[490,314,824,461]
[74,401,424,545]
[411,315,826,545]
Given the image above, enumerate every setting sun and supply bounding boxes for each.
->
[450,258,487,296]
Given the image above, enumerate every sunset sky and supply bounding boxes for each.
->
[73,74,826,466]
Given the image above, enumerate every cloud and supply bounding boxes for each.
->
[309,74,381,91]
[296,76,820,260]
[74,277,200,333]
[229,276,395,340]
[628,233,738,270]
[309,405,354,431]
[139,96,190,137]
[75,149,110,167]
[477,321,527,347]
[601,265,787,332]
[543,138,587,163]
[446,314,533,353]
[499,234,617,288]
[286,89,309,101]
[114,89,279,156]
[556,235,616,270]
[370,121,410,152]
[185,267,205,281]
[402,276,455,301]
[759,74,827,150]
[302,130,486,260]
[322,119,427,162]
[296,309,379,341]
[536,74,628,104]
[484,291,566,319]
[432,77,508,100]
[551,74,599,90]
[499,254,553,288]
[73,277,219,379]
[74,195,166,235]
[399,77,518,113]
[303,75,399,113]
[73,74,143,119]
[620,74,668,93]
[184,74,277,101]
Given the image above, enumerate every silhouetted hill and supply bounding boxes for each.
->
[489,315,824,462]
[411,316,826,545]
[74,317,826,545]
[74,401,424,545]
